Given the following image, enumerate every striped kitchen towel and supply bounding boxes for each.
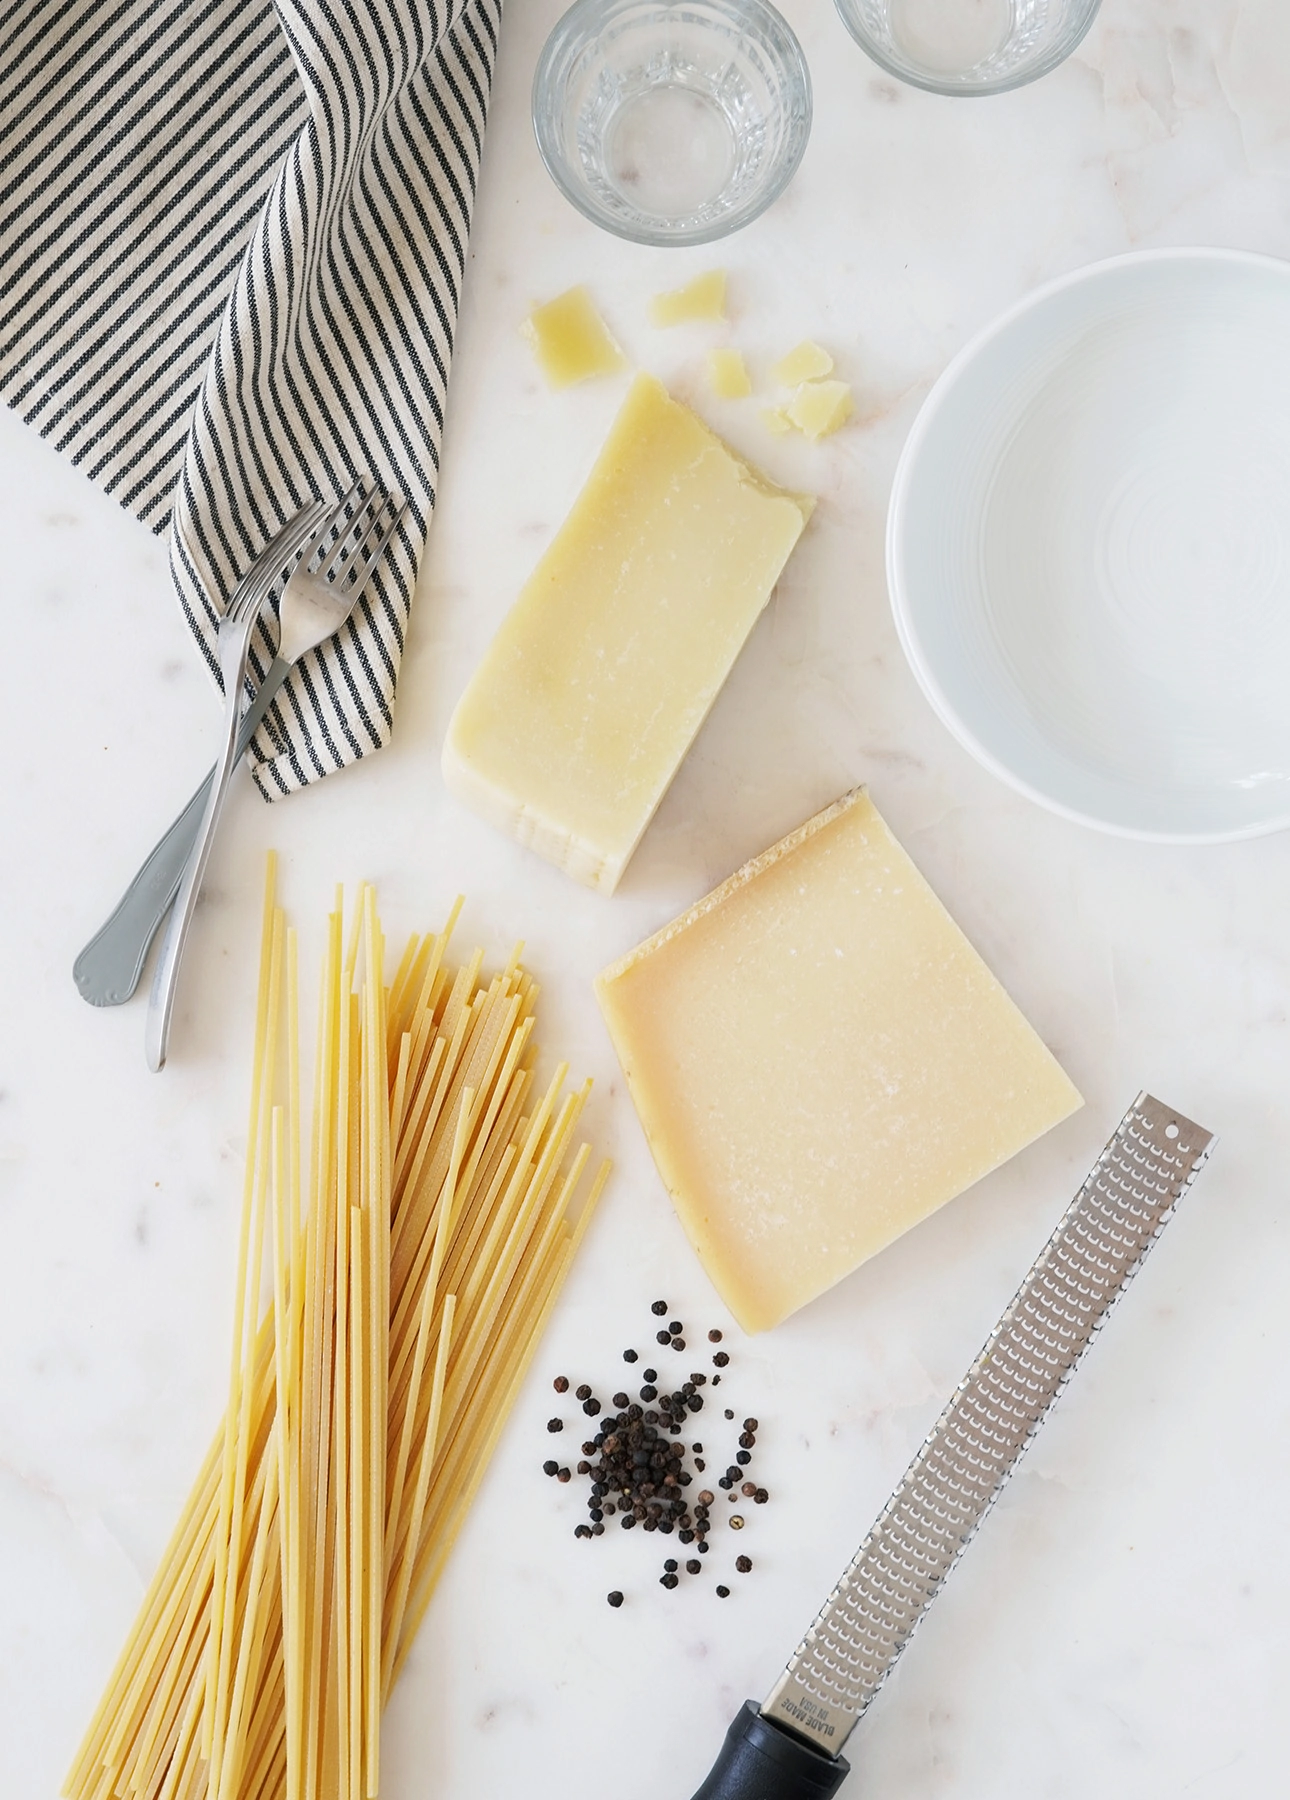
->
[0,0,501,797]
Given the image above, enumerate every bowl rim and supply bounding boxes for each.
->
[832,0,1103,98]
[886,245,1290,845]
[531,0,813,248]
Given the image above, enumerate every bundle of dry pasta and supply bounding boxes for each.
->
[65,865,608,1800]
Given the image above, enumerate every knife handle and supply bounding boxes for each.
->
[689,1704,850,1800]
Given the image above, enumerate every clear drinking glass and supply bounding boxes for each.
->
[833,0,1102,96]
[532,0,812,247]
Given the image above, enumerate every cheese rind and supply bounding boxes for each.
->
[443,374,813,893]
[595,790,1082,1331]
[522,286,626,387]
[648,270,727,326]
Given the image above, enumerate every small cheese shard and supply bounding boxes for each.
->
[760,406,793,436]
[772,339,834,385]
[595,790,1082,1332]
[787,378,853,440]
[522,286,626,387]
[443,374,813,894]
[707,347,752,399]
[648,269,727,326]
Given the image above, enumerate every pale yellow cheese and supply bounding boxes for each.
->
[787,378,853,440]
[595,790,1082,1331]
[522,286,626,387]
[760,406,793,436]
[442,374,813,893]
[773,339,834,385]
[648,269,727,326]
[707,347,752,399]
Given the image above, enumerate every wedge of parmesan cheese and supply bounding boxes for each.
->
[596,790,1082,1330]
[442,374,812,893]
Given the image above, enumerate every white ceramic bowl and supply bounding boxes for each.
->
[888,248,1290,842]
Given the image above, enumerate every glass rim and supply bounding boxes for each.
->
[832,0,1103,97]
[532,0,813,248]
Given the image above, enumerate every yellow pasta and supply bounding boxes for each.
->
[65,874,608,1800]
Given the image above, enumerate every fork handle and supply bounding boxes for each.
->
[144,634,271,1070]
[73,657,291,1007]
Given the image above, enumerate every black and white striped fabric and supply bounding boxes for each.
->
[0,0,501,797]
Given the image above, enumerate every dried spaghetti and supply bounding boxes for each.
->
[65,865,608,1800]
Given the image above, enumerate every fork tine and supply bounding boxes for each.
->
[305,477,371,575]
[228,498,329,624]
[322,492,403,591]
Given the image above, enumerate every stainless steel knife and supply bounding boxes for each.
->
[689,1093,1215,1800]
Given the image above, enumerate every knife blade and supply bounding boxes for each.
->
[688,1092,1214,1800]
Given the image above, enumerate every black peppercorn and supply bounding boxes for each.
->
[736,1450,751,1465]
[623,1348,638,1363]
[667,1320,682,1336]
[607,1590,624,1607]
[640,1385,657,1401]
[708,1328,723,1343]
[715,1584,730,1598]
[724,1409,735,1420]
[613,1392,629,1409]
[553,1376,569,1393]
[557,1469,571,1483]
[738,1432,755,1449]
[543,1459,559,1476]
[735,1555,752,1574]
[672,1337,686,1352]
[663,1558,678,1572]
[583,1398,602,1416]
[546,1418,563,1433]
[643,1368,658,1382]
[656,1329,671,1345]
[713,1351,729,1367]
[660,1572,679,1589]
[754,1488,768,1504]
[743,1418,759,1433]
[651,1300,668,1315]
[686,1558,701,1575]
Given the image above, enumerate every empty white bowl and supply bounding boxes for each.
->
[888,249,1290,842]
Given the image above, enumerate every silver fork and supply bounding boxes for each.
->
[144,484,405,1071]
[75,481,404,1008]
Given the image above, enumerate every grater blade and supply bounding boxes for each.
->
[760,1092,1214,1759]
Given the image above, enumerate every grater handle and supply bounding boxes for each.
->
[688,1704,849,1800]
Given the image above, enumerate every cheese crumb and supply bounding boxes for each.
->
[648,270,727,327]
[707,348,752,400]
[786,379,853,440]
[522,286,626,388]
[772,340,834,385]
[760,407,793,436]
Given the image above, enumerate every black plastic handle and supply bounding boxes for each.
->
[689,1703,850,1800]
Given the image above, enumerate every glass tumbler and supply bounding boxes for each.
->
[532,0,812,247]
[833,0,1102,95]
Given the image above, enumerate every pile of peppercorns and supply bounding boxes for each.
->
[541,1302,767,1606]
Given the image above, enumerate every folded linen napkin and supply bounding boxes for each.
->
[0,0,501,797]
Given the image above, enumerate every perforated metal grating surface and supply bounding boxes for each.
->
[762,1093,1214,1756]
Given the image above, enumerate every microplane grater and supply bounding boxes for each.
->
[689,1093,1214,1800]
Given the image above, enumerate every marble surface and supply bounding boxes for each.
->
[3,2,1290,1795]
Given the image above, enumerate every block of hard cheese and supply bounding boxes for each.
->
[595,790,1082,1331]
[443,374,812,893]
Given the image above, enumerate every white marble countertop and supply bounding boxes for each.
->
[3,2,1289,1795]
